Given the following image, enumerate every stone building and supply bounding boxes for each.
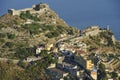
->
[83,26,101,36]
[74,55,94,70]
[8,3,49,16]
[91,70,97,80]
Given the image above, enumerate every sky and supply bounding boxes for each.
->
[0,0,120,40]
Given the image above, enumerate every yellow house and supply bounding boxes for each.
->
[46,44,54,51]
[86,60,94,70]
[53,47,58,53]
[74,56,94,70]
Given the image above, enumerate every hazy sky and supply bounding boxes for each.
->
[0,0,120,39]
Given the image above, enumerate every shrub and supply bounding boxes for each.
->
[17,60,27,68]
[98,63,107,80]
[0,23,5,30]
[22,23,40,35]
[20,11,40,21]
[0,33,6,38]
[110,72,118,79]
[56,25,65,33]
[45,31,59,38]
[0,39,5,44]
[4,42,14,48]
[15,47,35,59]
[100,31,113,38]
[45,25,54,31]
[7,33,16,39]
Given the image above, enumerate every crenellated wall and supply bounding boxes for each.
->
[8,3,49,16]
[83,26,101,36]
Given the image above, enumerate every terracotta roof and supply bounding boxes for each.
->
[76,50,86,54]
[90,48,99,52]
[49,68,67,74]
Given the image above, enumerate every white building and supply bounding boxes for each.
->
[36,46,43,54]
[91,67,97,80]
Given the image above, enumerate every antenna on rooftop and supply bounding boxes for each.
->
[107,25,110,30]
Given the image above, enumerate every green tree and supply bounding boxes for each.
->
[20,11,40,21]
[45,31,60,38]
[15,47,35,59]
[0,33,6,38]
[0,62,17,80]
[22,23,40,35]
[17,60,27,68]
[0,23,5,30]
[0,39,5,44]
[0,62,7,80]
[98,63,107,80]
[40,50,48,58]
[107,37,114,46]
[7,33,16,39]
[4,42,14,48]
[111,71,118,79]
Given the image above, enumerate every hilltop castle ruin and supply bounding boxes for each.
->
[8,3,49,16]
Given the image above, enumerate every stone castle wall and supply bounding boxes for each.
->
[85,29,101,36]
[8,3,49,16]
[8,8,32,15]
[83,26,101,36]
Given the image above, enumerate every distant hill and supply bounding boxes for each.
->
[0,3,79,57]
[0,3,119,58]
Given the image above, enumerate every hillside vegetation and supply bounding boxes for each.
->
[0,7,79,58]
[0,3,120,80]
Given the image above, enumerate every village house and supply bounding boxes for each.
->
[56,61,78,71]
[57,56,65,63]
[60,34,67,38]
[47,56,67,80]
[47,68,68,80]
[89,47,99,54]
[45,43,54,51]
[58,41,87,54]
[75,50,86,56]
[24,19,34,24]
[57,42,67,51]
[47,63,56,69]
[36,46,44,55]
[74,55,94,71]
[77,70,85,80]
[75,42,87,52]
[86,60,94,70]
[47,55,87,80]
[91,69,97,80]
[52,47,58,53]
[103,59,120,70]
